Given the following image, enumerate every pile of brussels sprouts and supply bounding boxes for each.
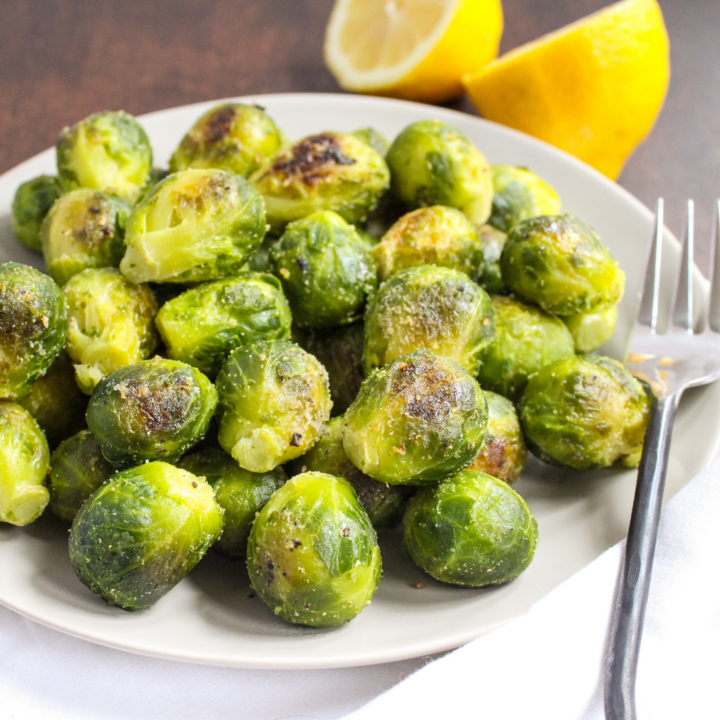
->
[1,104,650,628]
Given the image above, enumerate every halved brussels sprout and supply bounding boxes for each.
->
[12,175,64,252]
[364,265,495,376]
[56,110,152,203]
[501,215,625,316]
[63,268,157,393]
[0,401,50,526]
[0,263,68,400]
[270,210,377,329]
[563,304,619,353]
[247,471,381,627]
[216,340,332,472]
[475,224,508,295]
[170,103,284,177]
[178,448,286,558]
[404,470,538,586]
[385,120,493,224]
[519,355,650,470]
[251,131,390,233]
[156,273,292,378]
[351,127,390,156]
[40,188,131,286]
[87,359,218,468]
[69,461,223,611]
[344,350,487,485]
[120,169,266,284]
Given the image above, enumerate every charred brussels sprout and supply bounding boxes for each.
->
[87,359,218,468]
[178,448,286,558]
[247,471,381,627]
[475,224,508,295]
[344,351,487,485]
[12,175,64,252]
[40,189,131,286]
[386,120,493,224]
[155,274,292,378]
[501,215,625,316]
[364,265,494,376]
[69,461,223,611]
[404,470,538,586]
[519,355,650,470]
[216,340,332,472]
[56,110,152,203]
[0,263,68,400]
[251,131,390,233]
[351,127,390,156]
[563,304,619,353]
[270,210,377,329]
[120,169,266,284]
[63,268,157,393]
[0,401,50,526]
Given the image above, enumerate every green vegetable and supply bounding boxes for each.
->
[11,175,64,252]
[351,127,390,156]
[475,224,508,295]
[562,304,619,353]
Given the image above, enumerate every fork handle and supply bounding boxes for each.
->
[604,393,679,720]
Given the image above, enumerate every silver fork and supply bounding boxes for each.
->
[604,199,720,719]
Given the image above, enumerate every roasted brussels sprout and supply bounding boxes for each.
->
[385,120,493,224]
[351,127,390,156]
[155,273,292,378]
[364,265,494,376]
[488,165,561,233]
[87,359,218,468]
[404,470,538,586]
[0,401,50,526]
[48,429,116,522]
[270,210,377,329]
[56,110,152,203]
[519,355,650,470]
[120,169,266,284]
[69,461,223,611]
[247,471,381,627]
[475,224,508,295]
[216,340,332,472]
[170,103,284,177]
[136,167,170,205]
[63,268,157,393]
[344,351,487,485]
[476,295,576,401]
[40,189,131,286]
[501,215,625,316]
[178,448,286,558]
[563,304,619,353]
[251,131,390,233]
[11,175,64,252]
[0,263,68,400]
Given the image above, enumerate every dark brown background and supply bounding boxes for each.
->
[0,0,717,268]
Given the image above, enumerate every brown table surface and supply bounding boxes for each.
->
[1,0,717,270]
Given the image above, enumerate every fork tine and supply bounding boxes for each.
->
[671,200,695,332]
[709,200,720,333]
[637,198,664,331]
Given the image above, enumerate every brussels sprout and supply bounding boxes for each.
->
[11,175,64,252]
[87,359,218,468]
[216,340,332,472]
[251,131,390,233]
[351,127,390,156]
[270,210,377,330]
[69,461,223,611]
[0,263,68,400]
[170,103,284,178]
[48,429,116,522]
[136,167,170,206]
[155,273,292,379]
[344,351,487,485]
[247,471,381,627]
[178,448,286,558]
[563,304,619,353]
[56,110,152,203]
[501,215,625,316]
[403,470,538,586]
[385,120,493,224]
[40,189,131,286]
[364,265,494,376]
[519,355,650,470]
[120,169,266,284]
[374,206,485,283]
[0,401,50,526]
[246,234,278,273]
[63,268,157,393]
[476,295,576,402]
[475,224,508,295]
[488,165,561,233]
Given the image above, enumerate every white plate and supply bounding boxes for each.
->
[0,93,717,670]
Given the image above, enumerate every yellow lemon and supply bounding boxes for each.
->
[463,0,670,179]
[324,0,503,104]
